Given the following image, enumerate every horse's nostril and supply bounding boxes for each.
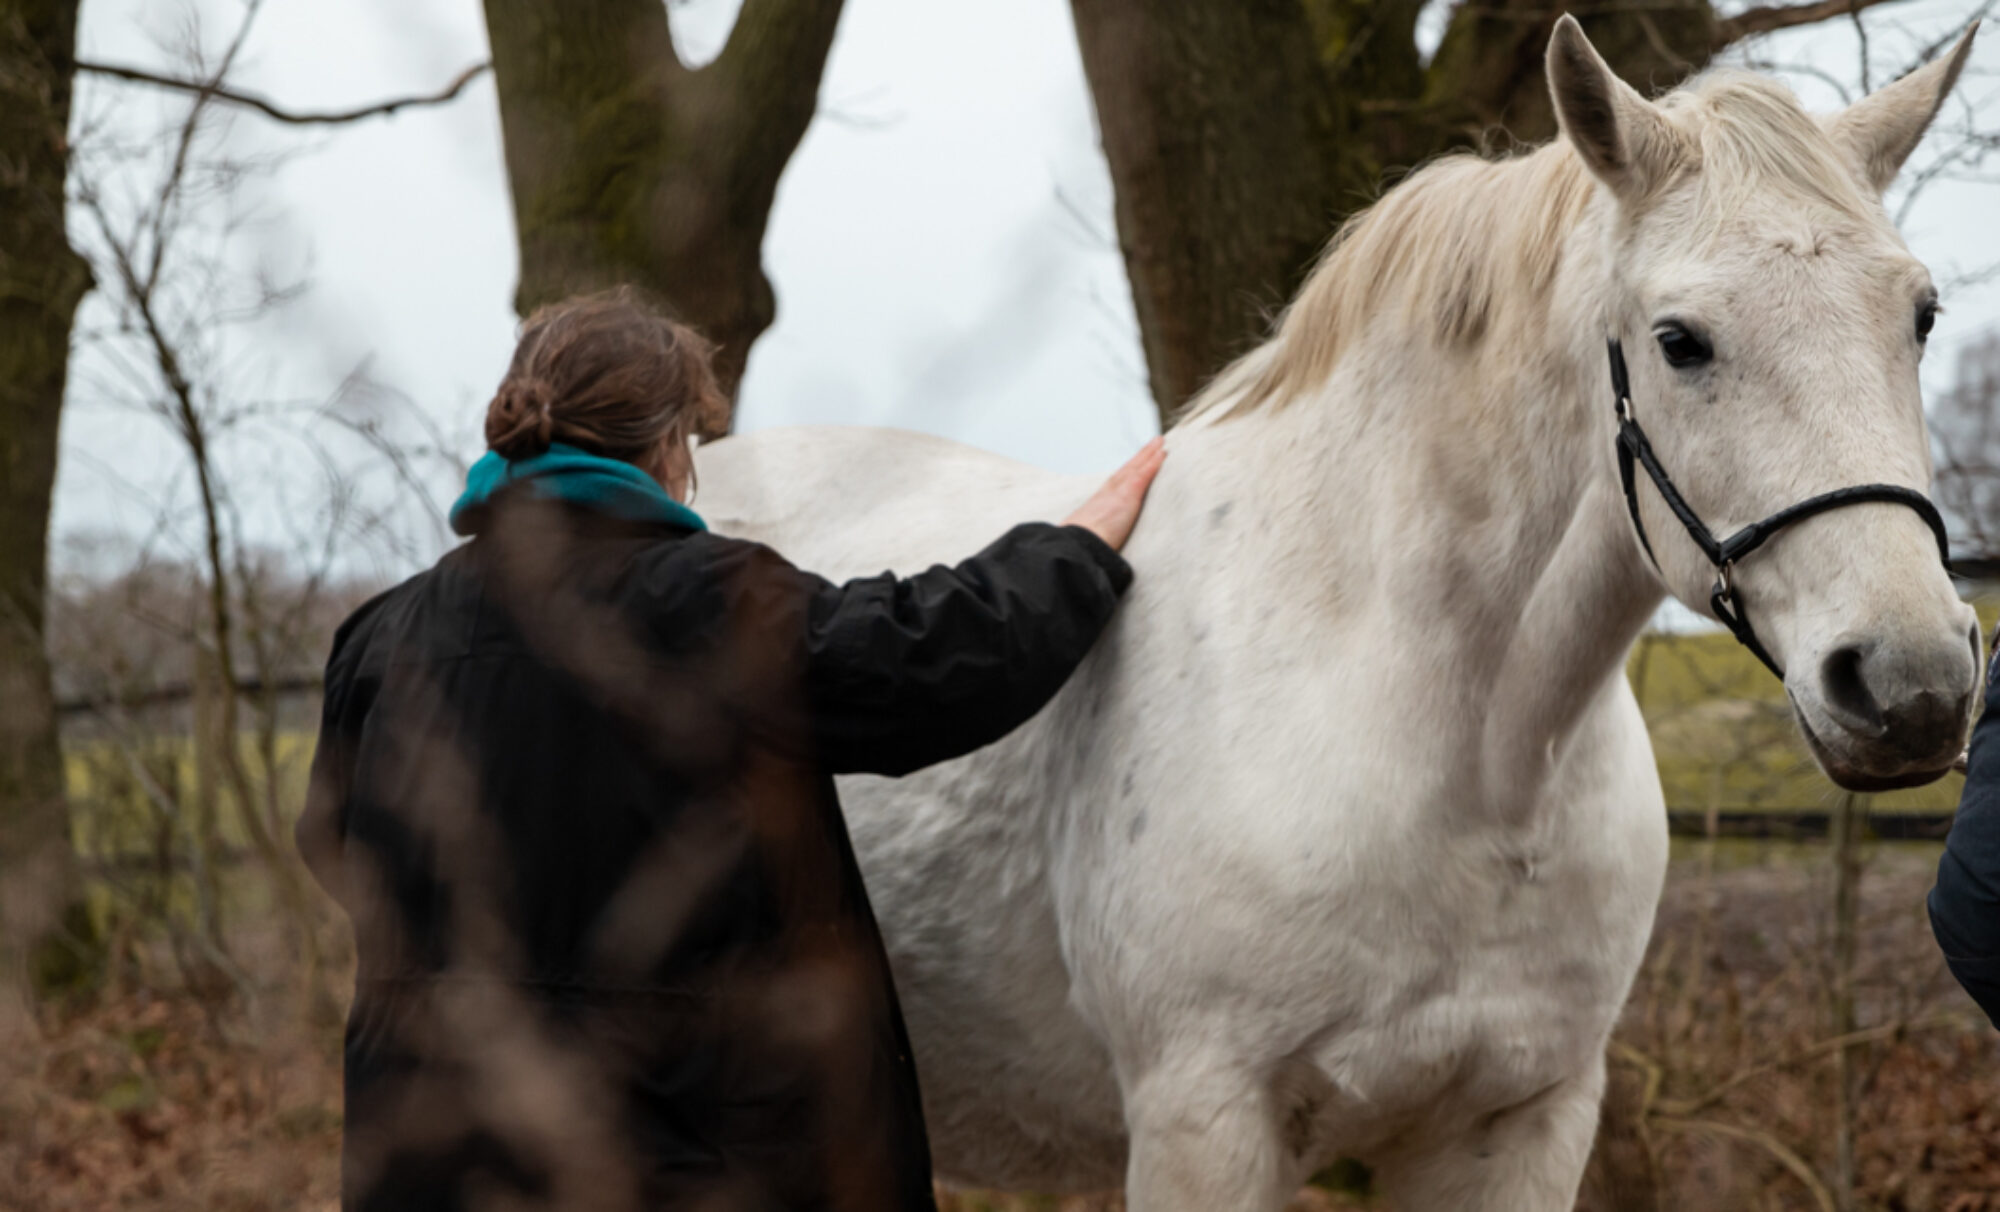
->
[1821,643,1886,735]
[1882,690,1961,761]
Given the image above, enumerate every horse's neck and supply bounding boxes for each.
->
[1177,293,1662,818]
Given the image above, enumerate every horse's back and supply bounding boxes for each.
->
[696,426,1092,577]
[694,424,1134,1189]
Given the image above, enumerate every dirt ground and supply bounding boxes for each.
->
[4,843,1996,1211]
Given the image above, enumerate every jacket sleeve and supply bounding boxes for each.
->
[797,521,1132,776]
[1931,650,2000,1029]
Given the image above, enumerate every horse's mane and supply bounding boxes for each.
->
[1179,70,1879,424]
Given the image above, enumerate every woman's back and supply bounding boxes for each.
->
[312,501,937,1212]
[303,288,1156,1212]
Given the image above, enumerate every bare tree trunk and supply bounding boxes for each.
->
[482,0,844,415]
[1070,0,1721,421]
[1070,0,1357,419]
[0,0,91,995]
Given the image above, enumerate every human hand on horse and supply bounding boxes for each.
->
[1064,436,1166,552]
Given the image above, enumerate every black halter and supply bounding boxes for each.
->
[1607,337,1951,680]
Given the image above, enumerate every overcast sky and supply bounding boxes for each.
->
[53,0,2000,583]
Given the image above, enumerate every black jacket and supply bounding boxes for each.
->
[1933,648,2000,1029]
[298,497,1131,1212]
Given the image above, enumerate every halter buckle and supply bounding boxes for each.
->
[1616,395,1634,424]
[1715,560,1736,603]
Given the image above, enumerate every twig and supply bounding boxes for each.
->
[1635,9,1697,73]
[1895,129,2000,226]
[1714,0,1916,49]
[1909,2,1999,68]
[1851,2,1872,95]
[1651,1010,1972,1118]
[1610,1039,1665,1114]
[1649,1117,1838,1212]
[75,59,490,126]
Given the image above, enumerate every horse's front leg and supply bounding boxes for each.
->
[1371,1057,1605,1212]
[1120,1057,1304,1212]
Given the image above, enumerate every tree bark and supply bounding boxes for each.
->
[481,0,844,417]
[1072,0,1358,419]
[0,0,90,989]
[1072,0,1716,420]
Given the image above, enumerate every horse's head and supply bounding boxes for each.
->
[1549,16,1980,791]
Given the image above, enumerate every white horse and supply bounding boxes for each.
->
[699,19,1980,1210]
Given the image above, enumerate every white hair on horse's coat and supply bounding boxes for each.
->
[1181,70,1880,425]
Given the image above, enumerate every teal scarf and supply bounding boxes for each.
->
[449,443,707,536]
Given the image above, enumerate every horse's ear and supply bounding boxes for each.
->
[1827,25,1977,195]
[1546,15,1684,204]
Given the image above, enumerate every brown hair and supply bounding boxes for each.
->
[485,287,731,464]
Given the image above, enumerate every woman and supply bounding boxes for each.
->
[298,289,1163,1212]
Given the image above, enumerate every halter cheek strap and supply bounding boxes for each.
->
[1607,338,1951,680]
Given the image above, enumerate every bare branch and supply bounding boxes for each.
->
[1649,1117,1839,1212]
[1852,4,1873,94]
[75,59,491,126]
[1714,0,1917,50]
[1895,129,2000,224]
[1908,1,1999,69]
[1738,55,1857,103]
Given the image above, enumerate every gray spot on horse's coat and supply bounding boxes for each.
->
[1209,501,1233,528]
[1128,811,1148,842]
[1121,769,1134,797]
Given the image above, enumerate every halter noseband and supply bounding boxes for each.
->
[1607,337,1951,680]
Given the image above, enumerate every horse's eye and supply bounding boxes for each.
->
[1654,323,1712,369]
[1916,299,1940,343]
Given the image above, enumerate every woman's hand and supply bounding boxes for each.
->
[1064,437,1167,552]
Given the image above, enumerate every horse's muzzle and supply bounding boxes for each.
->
[1790,623,1980,791]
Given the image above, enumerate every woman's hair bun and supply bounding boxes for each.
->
[484,288,730,471]
[485,377,557,460]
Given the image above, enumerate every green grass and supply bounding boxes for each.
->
[64,731,314,861]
